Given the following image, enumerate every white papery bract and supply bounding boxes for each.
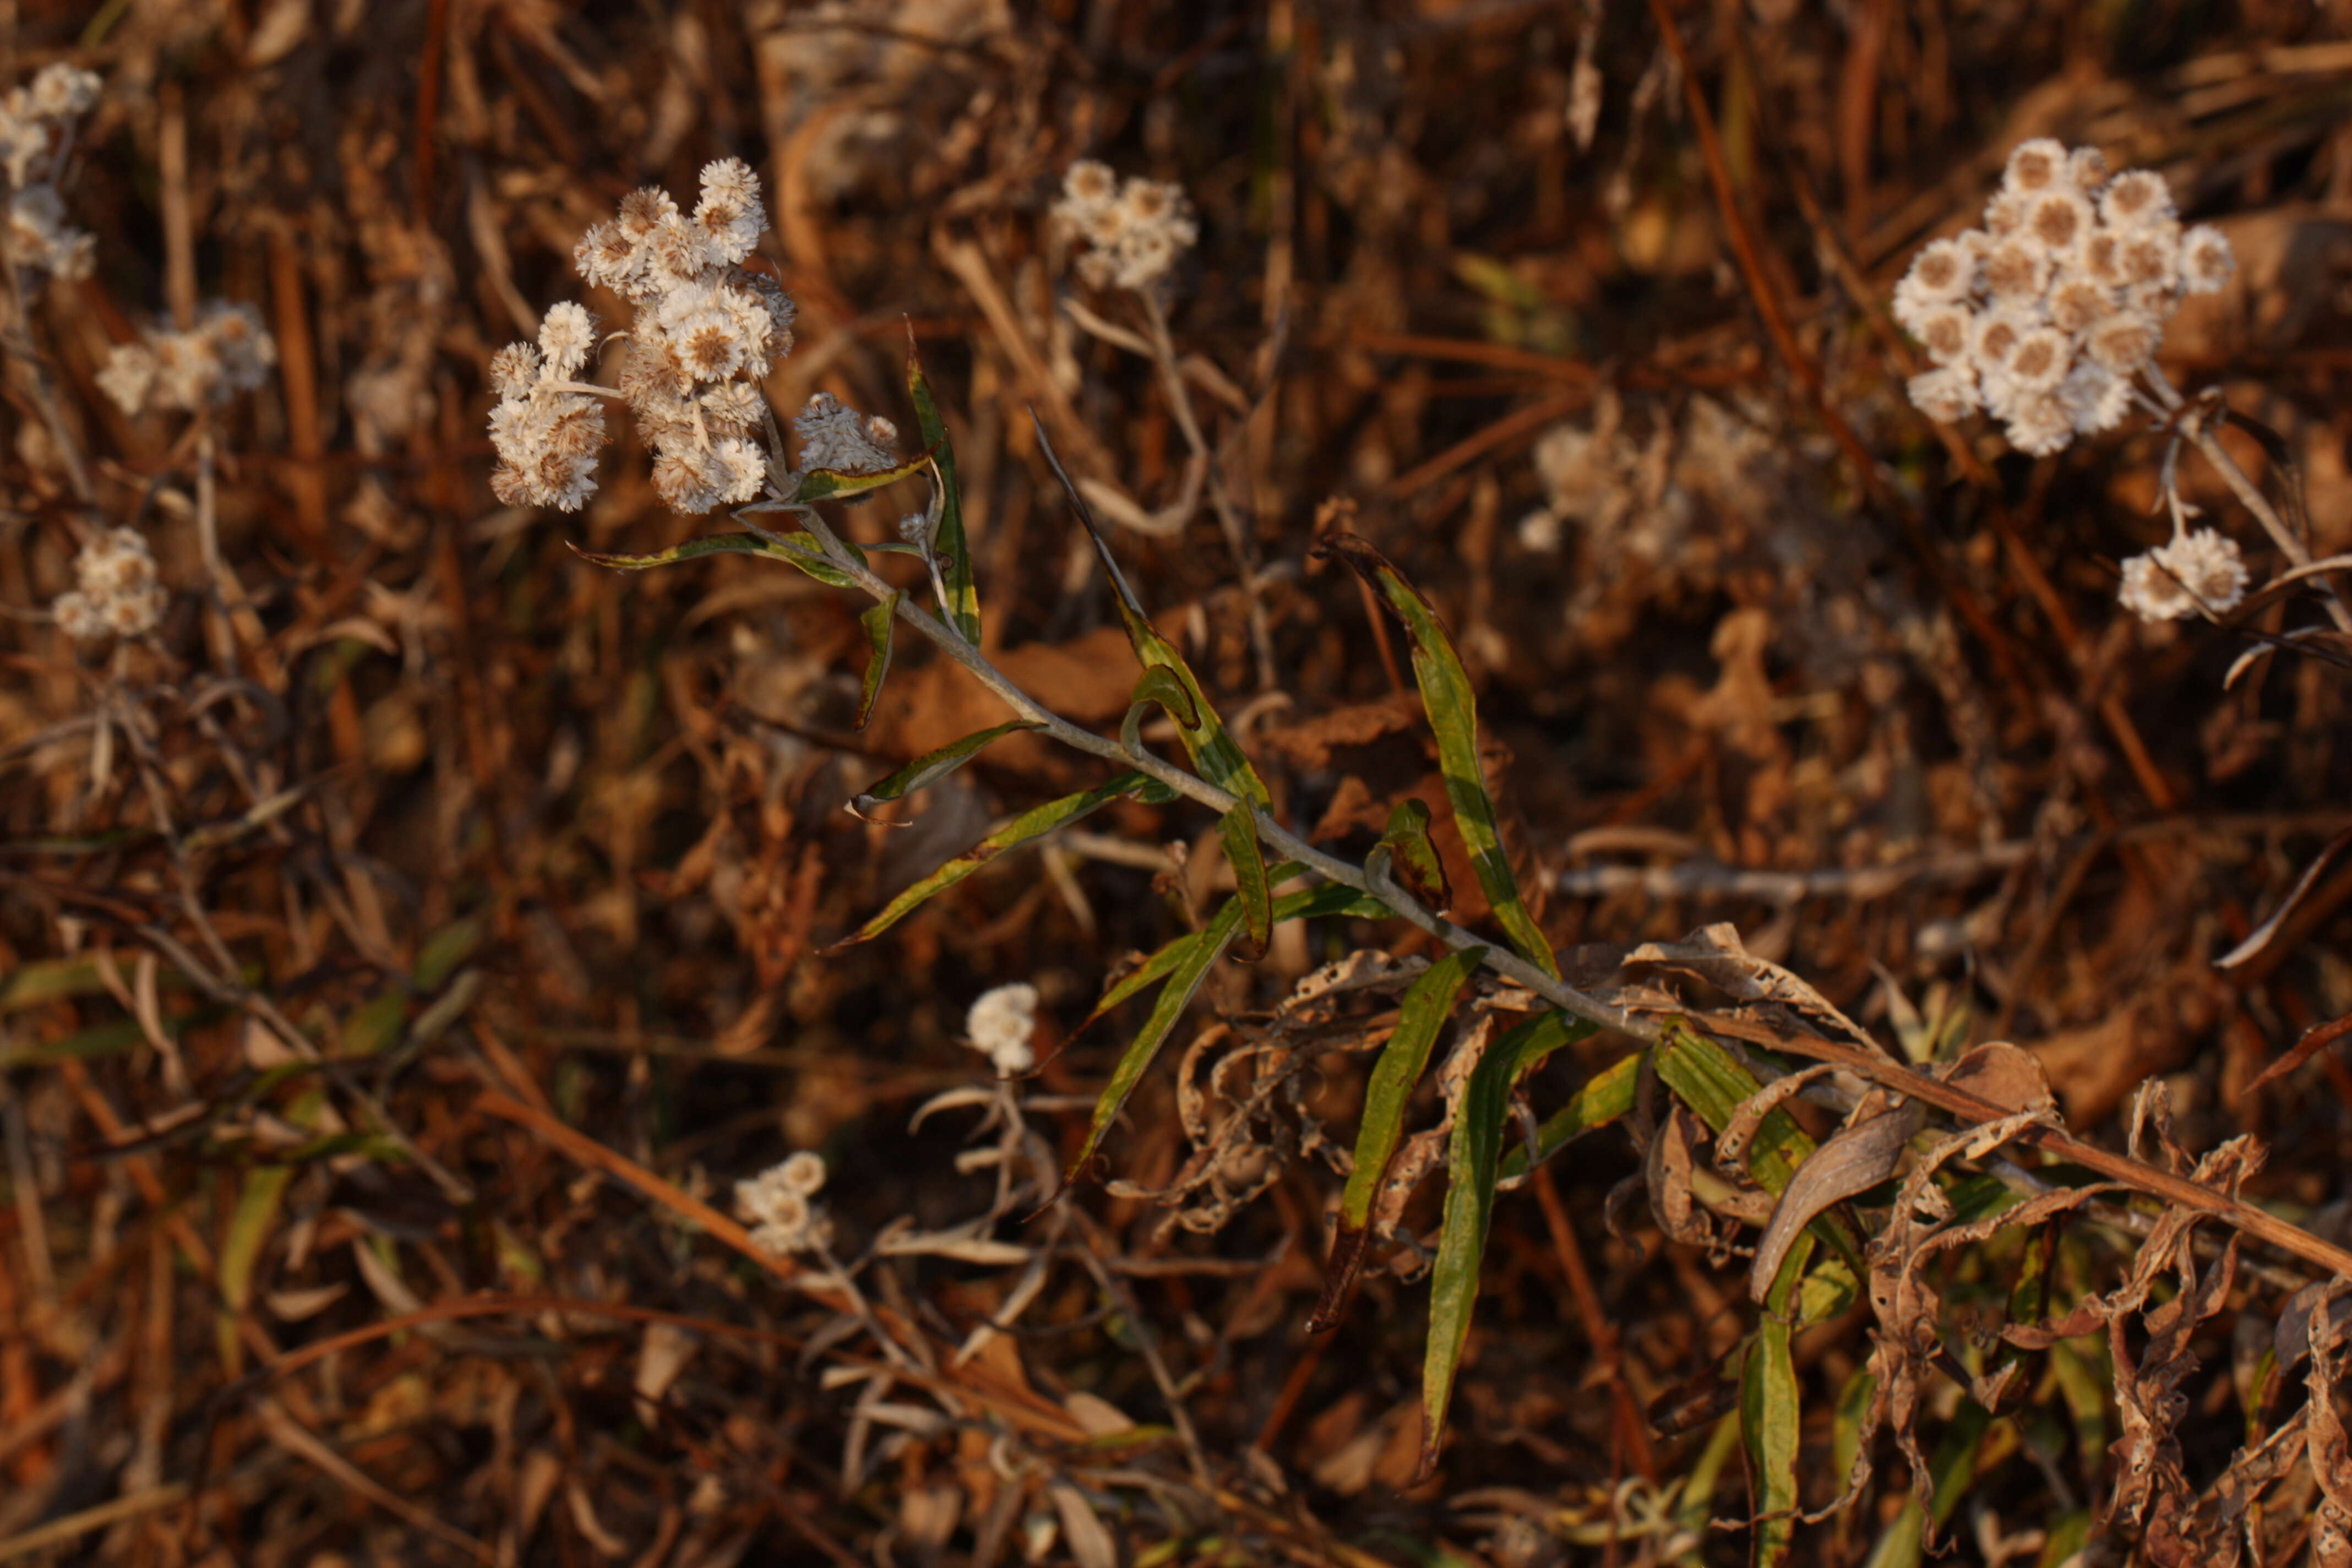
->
[52,527,166,643]
[98,302,278,416]
[737,1153,836,1256]
[496,158,795,515]
[1894,143,2234,456]
[2117,529,2249,623]
[2,64,104,282]
[964,983,1039,1076]
[1052,159,1199,292]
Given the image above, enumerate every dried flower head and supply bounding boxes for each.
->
[965,982,1039,1076]
[2117,529,2248,622]
[52,528,167,643]
[496,160,794,515]
[793,391,897,476]
[736,1156,833,1255]
[98,302,278,416]
[1052,161,1199,292]
[1896,143,2233,457]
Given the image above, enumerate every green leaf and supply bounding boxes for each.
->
[1743,1234,1809,1568]
[1311,945,1487,1333]
[855,592,900,731]
[1220,807,1274,960]
[849,719,1042,818]
[1068,899,1244,1181]
[568,530,869,589]
[1375,797,1451,914]
[1038,421,1275,819]
[834,771,1151,947]
[795,447,935,504]
[1496,1050,1640,1181]
[1320,535,1558,981]
[1420,1008,1595,1478]
[1120,665,1200,759]
[907,341,982,645]
[220,1086,323,1315]
[1076,860,1308,1033]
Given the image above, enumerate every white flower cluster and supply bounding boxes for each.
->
[1895,140,2234,456]
[97,302,278,416]
[1051,160,1198,291]
[735,1150,835,1256]
[2,64,103,281]
[487,301,610,511]
[2117,527,2248,622]
[792,391,897,476]
[52,528,167,643]
[491,160,795,515]
[964,982,1038,1076]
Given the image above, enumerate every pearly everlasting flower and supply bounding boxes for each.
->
[1905,364,1978,423]
[2180,225,2234,295]
[736,1155,836,1256]
[965,982,1039,1076]
[2118,529,2248,622]
[1896,142,2232,458]
[52,528,166,643]
[1052,159,1199,292]
[2,65,102,287]
[502,160,794,515]
[793,391,897,476]
[100,302,277,416]
[7,186,93,278]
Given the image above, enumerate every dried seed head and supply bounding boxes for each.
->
[2003,138,2068,196]
[2180,225,2234,295]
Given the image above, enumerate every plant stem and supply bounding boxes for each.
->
[786,507,1653,1042]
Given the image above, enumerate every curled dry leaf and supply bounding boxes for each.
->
[1749,1097,1924,1304]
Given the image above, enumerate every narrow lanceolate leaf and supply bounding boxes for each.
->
[1320,535,1559,981]
[849,720,1042,820]
[1422,1009,1595,1479]
[1035,415,1276,816]
[1496,1050,1641,1182]
[1376,797,1452,914]
[1221,808,1273,960]
[795,446,936,504]
[1311,945,1487,1334]
[1744,1232,1810,1568]
[1076,860,1310,1034]
[907,341,982,645]
[569,530,868,588]
[834,771,1149,947]
[854,592,900,731]
[1068,899,1244,1182]
[1655,1019,1868,1296]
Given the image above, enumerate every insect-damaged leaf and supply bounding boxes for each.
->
[1319,534,1559,982]
[1750,1101,1924,1303]
[1311,945,1487,1334]
[1420,1008,1595,1479]
[847,720,1042,821]
[1375,797,1451,914]
[1067,899,1244,1183]
[854,592,900,731]
[906,339,982,645]
[795,445,937,504]
[834,771,1150,946]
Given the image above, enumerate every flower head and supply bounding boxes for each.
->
[53,529,167,643]
[1053,162,1199,292]
[965,982,1039,1076]
[2119,528,2248,622]
[1896,143,2231,458]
